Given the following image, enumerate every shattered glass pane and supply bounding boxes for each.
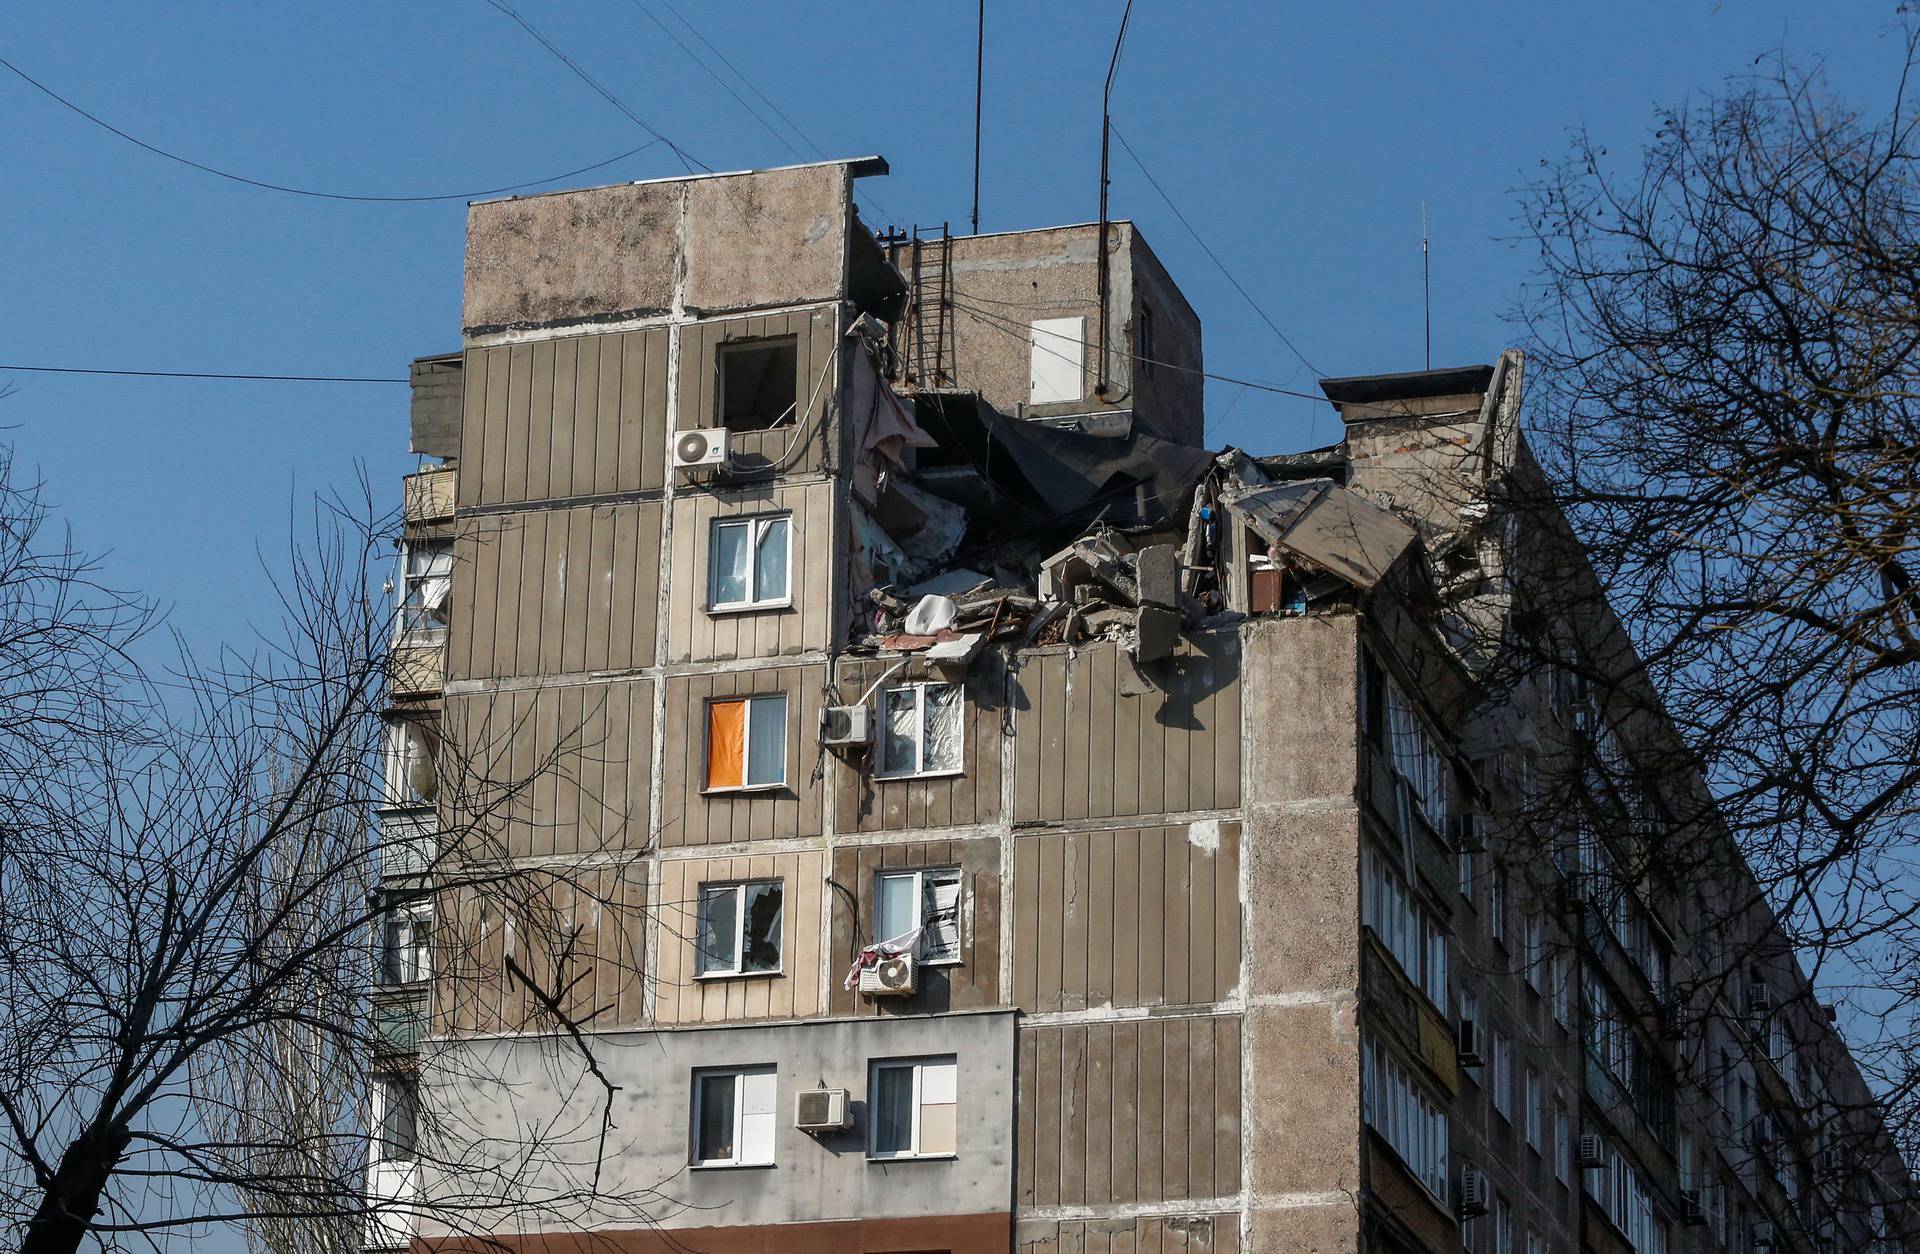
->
[696,885,738,974]
[880,686,919,776]
[740,880,783,972]
[753,517,790,603]
[711,521,749,606]
[922,683,963,773]
[923,870,962,962]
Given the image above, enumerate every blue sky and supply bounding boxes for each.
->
[2,2,1908,659]
[0,3,1909,1244]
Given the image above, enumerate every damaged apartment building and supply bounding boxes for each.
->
[367,157,1915,1254]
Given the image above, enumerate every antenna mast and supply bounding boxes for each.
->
[1422,200,1431,370]
[971,0,985,235]
[1096,0,1136,399]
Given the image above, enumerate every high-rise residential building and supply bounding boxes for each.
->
[368,157,1913,1254]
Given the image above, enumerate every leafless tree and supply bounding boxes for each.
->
[0,453,667,1253]
[1500,11,1920,1182]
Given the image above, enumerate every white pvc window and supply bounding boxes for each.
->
[695,880,783,977]
[877,683,964,778]
[869,1056,957,1159]
[372,1075,418,1162]
[708,514,791,611]
[1360,1036,1449,1199]
[398,539,452,640]
[1359,842,1448,1007]
[692,1067,776,1166]
[704,694,787,791]
[876,868,963,964]
[378,899,432,986]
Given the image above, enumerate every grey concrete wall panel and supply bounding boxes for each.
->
[464,181,681,333]
[415,1011,1018,1236]
[682,164,849,314]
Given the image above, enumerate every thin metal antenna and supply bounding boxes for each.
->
[971,0,985,235]
[1422,200,1431,370]
[1096,0,1136,398]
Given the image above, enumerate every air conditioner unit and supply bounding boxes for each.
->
[793,1087,851,1133]
[1450,812,1486,853]
[1458,1166,1490,1217]
[673,428,731,470]
[1680,1189,1708,1226]
[858,952,918,997]
[1752,1221,1777,1253]
[819,704,873,748]
[1456,1018,1484,1068]
[1576,1132,1607,1168]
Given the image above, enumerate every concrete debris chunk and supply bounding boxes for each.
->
[1134,605,1180,663]
[1135,544,1179,609]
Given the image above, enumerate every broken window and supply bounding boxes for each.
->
[708,514,791,611]
[373,1075,418,1161]
[695,879,783,976]
[382,719,438,807]
[718,336,799,432]
[875,867,963,964]
[398,539,452,640]
[705,694,786,790]
[378,898,433,986]
[876,682,963,778]
[692,1067,776,1166]
[869,1056,957,1159]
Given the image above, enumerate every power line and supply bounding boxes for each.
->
[0,53,668,203]
[0,364,406,384]
[481,0,708,175]
[638,0,900,229]
[1108,123,1320,378]
[623,0,805,163]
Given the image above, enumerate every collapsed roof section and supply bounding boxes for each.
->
[845,332,1437,669]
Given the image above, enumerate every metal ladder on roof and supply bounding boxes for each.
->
[885,223,955,392]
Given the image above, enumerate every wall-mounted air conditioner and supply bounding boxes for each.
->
[793,1088,851,1133]
[858,952,917,997]
[673,428,731,470]
[819,704,872,748]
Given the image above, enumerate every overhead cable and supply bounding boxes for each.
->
[1109,123,1321,378]
[0,53,667,203]
[481,0,709,175]
[0,364,406,384]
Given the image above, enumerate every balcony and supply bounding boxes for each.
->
[402,466,456,527]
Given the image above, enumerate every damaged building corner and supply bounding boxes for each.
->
[369,155,1916,1254]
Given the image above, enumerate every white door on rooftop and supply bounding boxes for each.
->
[1029,317,1085,405]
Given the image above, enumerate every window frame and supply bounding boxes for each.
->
[706,513,793,614]
[396,537,453,644]
[694,879,785,979]
[690,1066,777,1168]
[874,866,966,966]
[716,334,801,432]
[867,1055,958,1161]
[703,693,788,793]
[377,896,433,987]
[875,681,966,780]
[372,1074,419,1163]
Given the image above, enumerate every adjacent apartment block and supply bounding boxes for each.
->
[367,157,1915,1254]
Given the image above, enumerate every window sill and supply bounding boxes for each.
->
[874,769,967,783]
[693,969,783,981]
[706,600,793,616]
[702,784,788,797]
[867,1152,957,1164]
[690,1160,775,1171]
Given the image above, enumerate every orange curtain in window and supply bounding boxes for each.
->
[707,699,745,789]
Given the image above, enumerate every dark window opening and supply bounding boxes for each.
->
[719,336,799,432]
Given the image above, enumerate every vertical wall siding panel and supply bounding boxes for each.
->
[441,682,653,859]
[830,657,1003,834]
[1013,636,1241,823]
[479,348,509,506]
[455,348,488,506]
[524,338,556,504]
[546,337,577,501]
[1017,1019,1244,1206]
[512,509,547,679]
[661,665,824,847]
[652,850,823,1025]
[1013,825,1241,1013]
[667,482,831,665]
